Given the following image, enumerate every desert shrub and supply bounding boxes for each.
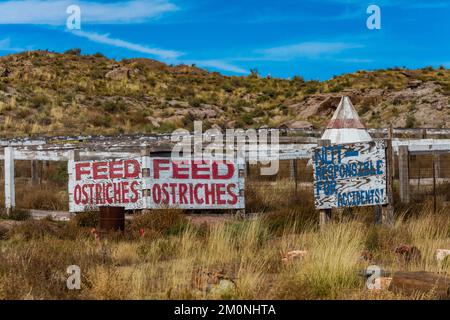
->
[17,185,67,210]
[9,220,58,241]
[329,84,344,92]
[30,94,49,108]
[405,114,417,128]
[130,209,188,236]
[64,48,81,55]
[7,208,31,221]
[48,163,68,185]
[75,211,99,228]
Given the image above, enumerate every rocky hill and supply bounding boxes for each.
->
[0,49,449,137]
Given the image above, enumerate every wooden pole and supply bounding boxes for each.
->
[68,149,80,214]
[398,145,410,203]
[433,153,437,214]
[382,139,394,226]
[318,139,331,229]
[291,159,298,194]
[31,160,40,186]
[4,147,15,214]
[434,154,441,180]
[141,146,151,214]
[388,124,395,178]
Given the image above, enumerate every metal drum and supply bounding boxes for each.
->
[99,206,125,232]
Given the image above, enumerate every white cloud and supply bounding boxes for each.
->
[192,59,248,74]
[70,30,183,59]
[68,30,246,73]
[0,0,178,25]
[0,38,25,52]
[255,42,363,61]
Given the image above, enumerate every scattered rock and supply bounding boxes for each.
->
[282,250,308,264]
[360,250,374,262]
[105,67,131,80]
[224,120,236,129]
[407,80,422,88]
[188,108,217,119]
[436,249,450,262]
[145,116,160,128]
[280,120,313,129]
[191,268,236,295]
[167,100,190,108]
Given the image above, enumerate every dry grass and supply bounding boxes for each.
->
[0,180,448,300]
[0,164,449,300]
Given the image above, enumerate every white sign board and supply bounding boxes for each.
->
[313,140,387,209]
[68,157,245,212]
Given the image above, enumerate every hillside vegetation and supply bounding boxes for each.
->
[0,49,449,137]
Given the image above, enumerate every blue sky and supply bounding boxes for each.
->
[0,0,449,80]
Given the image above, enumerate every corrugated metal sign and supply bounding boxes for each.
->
[68,157,245,212]
[313,140,387,209]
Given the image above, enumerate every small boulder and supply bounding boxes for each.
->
[280,120,313,129]
[282,250,308,264]
[105,67,131,80]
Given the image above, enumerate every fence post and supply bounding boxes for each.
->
[382,139,394,226]
[141,146,151,214]
[68,149,80,214]
[4,147,15,214]
[434,154,441,179]
[31,160,40,186]
[398,145,410,204]
[290,159,298,194]
[318,139,331,229]
[388,124,395,178]
[433,153,437,214]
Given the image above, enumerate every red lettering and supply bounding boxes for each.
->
[74,184,81,204]
[105,183,113,204]
[109,161,123,179]
[204,183,215,205]
[178,183,188,204]
[215,183,226,205]
[192,161,210,179]
[130,181,139,203]
[194,184,204,204]
[153,159,170,179]
[113,183,121,202]
[124,160,140,178]
[75,163,91,180]
[161,183,169,205]
[93,162,108,179]
[121,181,130,204]
[212,161,234,180]
[173,160,189,179]
[81,185,89,205]
[169,183,177,205]
[227,183,238,205]
[152,184,161,204]
[95,183,103,204]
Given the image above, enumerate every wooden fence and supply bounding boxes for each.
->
[1,130,450,213]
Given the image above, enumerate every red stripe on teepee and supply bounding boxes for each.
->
[327,118,365,129]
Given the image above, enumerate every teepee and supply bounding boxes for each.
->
[321,96,372,144]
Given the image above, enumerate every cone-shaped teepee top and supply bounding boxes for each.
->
[321,96,372,144]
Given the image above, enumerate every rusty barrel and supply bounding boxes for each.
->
[99,206,125,232]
